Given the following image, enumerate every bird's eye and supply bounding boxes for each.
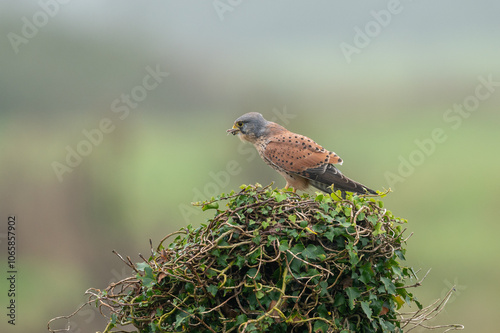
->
[236,121,243,127]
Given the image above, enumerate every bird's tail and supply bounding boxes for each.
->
[308,164,377,196]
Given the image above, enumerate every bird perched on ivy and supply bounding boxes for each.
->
[227,112,376,196]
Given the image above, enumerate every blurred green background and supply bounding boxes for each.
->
[1,1,499,332]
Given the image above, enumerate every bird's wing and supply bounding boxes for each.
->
[263,133,375,195]
[263,133,342,174]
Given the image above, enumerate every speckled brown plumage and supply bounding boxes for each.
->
[227,112,376,195]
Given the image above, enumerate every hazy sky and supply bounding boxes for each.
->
[3,1,499,118]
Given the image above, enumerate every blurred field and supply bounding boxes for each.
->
[1,2,500,332]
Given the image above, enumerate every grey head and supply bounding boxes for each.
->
[226,112,270,141]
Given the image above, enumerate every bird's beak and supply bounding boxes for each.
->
[226,124,240,135]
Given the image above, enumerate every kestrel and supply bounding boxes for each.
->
[227,112,376,196]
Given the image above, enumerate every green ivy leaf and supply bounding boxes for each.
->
[268,235,278,243]
[303,244,326,260]
[315,193,324,201]
[235,314,247,326]
[319,280,328,296]
[217,254,228,266]
[331,190,343,201]
[366,215,378,224]
[381,277,397,295]
[370,299,384,316]
[290,243,305,254]
[393,295,405,309]
[337,216,351,228]
[174,312,189,329]
[313,320,329,332]
[361,301,373,320]
[346,242,359,266]
[324,228,336,242]
[136,262,149,272]
[252,235,261,245]
[343,207,352,217]
[333,293,345,307]
[373,222,386,236]
[345,287,361,310]
[185,282,194,294]
[246,268,262,280]
[272,192,287,202]
[358,263,374,284]
[278,241,290,252]
[235,255,246,269]
[207,284,218,297]
[137,266,155,288]
[202,202,219,211]
[287,228,299,239]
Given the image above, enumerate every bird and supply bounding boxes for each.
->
[227,112,376,196]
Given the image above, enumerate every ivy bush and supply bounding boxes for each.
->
[89,184,428,333]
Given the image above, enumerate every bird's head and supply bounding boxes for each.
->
[227,112,270,143]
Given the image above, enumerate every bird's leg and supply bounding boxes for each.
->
[284,183,296,193]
